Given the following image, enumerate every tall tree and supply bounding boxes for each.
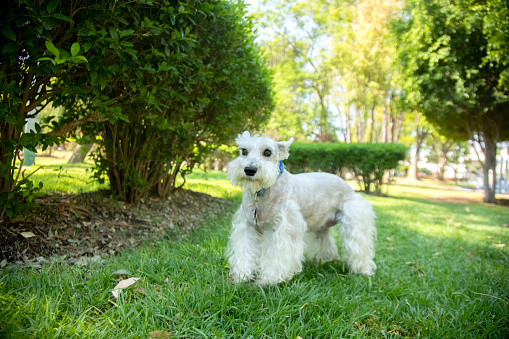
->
[394,0,509,203]
[256,0,405,143]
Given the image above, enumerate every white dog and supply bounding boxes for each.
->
[226,131,377,285]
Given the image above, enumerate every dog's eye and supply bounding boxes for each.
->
[263,149,272,157]
[241,148,248,156]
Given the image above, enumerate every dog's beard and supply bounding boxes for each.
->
[239,175,277,195]
[227,161,279,195]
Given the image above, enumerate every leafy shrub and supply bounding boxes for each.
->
[285,143,408,194]
[1,0,273,209]
[76,0,273,203]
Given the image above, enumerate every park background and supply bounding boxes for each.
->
[1,0,508,337]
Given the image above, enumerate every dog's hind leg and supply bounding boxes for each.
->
[257,202,307,285]
[339,193,377,276]
[226,209,260,283]
[305,227,339,264]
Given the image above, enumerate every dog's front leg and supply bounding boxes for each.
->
[257,204,307,286]
[226,209,260,283]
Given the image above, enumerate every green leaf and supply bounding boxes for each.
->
[2,25,16,41]
[52,13,71,22]
[83,42,93,52]
[90,71,98,82]
[73,55,87,62]
[109,27,119,40]
[71,42,80,56]
[2,42,18,54]
[45,41,59,58]
[128,81,136,92]
[46,0,58,14]
[4,115,17,124]
[108,64,119,73]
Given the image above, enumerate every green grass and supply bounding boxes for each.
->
[25,156,108,194]
[1,167,508,338]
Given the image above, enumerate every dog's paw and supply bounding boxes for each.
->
[229,272,252,284]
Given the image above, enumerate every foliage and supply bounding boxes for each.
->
[1,177,508,337]
[257,0,405,143]
[0,0,89,221]
[68,0,273,204]
[285,142,407,193]
[393,0,509,202]
[1,0,273,209]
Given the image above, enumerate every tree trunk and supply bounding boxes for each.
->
[345,105,351,143]
[68,143,93,163]
[356,106,366,143]
[407,125,428,180]
[369,101,376,143]
[392,111,404,144]
[482,129,497,203]
[437,153,447,181]
[381,106,387,143]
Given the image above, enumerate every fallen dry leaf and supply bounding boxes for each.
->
[454,222,462,227]
[405,262,417,266]
[112,277,140,298]
[386,237,393,241]
[495,244,506,248]
[134,288,145,294]
[20,231,36,238]
[386,247,395,251]
[149,330,173,339]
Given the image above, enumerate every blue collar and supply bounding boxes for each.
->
[256,161,285,197]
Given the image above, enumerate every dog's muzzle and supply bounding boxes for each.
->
[244,166,257,177]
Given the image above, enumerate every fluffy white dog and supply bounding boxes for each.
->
[226,131,377,285]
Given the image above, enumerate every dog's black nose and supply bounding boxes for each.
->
[244,166,257,177]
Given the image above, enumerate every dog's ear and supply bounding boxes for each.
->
[277,137,294,160]
[235,131,251,145]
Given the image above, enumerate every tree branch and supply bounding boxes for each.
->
[47,111,107,137]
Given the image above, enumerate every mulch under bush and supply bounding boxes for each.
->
[0,190,232,266]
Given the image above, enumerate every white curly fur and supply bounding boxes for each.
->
[226,131,377,285]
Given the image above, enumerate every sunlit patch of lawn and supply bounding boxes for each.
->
[2,164,508,338]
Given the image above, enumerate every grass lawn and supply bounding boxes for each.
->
[25,155,109,194]
[1,167,508,338]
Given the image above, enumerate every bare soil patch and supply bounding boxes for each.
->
[0,190,232,265]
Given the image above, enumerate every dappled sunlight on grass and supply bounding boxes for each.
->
[386,184,485,203]
[183,179,242,199]
[368,192,509,265]
[27,162,108,194]
[178,169,243,199]
[2,164,508,337]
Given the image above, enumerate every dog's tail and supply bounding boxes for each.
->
[339,193,377,276]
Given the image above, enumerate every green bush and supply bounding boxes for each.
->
[285,143,408,194]
[78,0,273,203]
[1,0,273,210]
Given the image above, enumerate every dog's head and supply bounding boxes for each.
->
[227,131,294,194]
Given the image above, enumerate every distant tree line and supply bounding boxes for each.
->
[256,0,509,203]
